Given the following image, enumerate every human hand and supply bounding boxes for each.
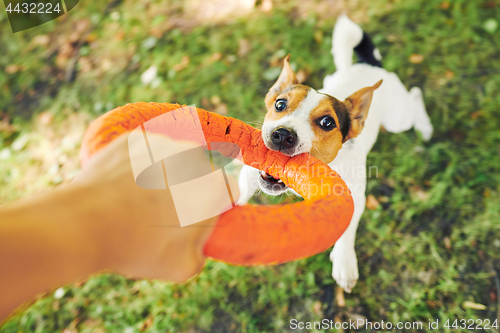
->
[74,132,239,282]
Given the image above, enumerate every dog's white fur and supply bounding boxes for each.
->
[238,15,433,292]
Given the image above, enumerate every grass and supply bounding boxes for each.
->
[1,0,500,331]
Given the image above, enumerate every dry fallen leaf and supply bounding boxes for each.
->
[409,185,429,201]
[462,301,487,310]
[445,70,455,79]
[416,190,429,201]
[314,30,323,44]
[205,95,228,114]
[366,194,380,210]
[100,58,113,72]
[78,56,93,73]
[201,97,210,108]
[444,236,451,249]
[426,300,443,309]
[6,64,21,74]
[471,110,483,119]
[139,317,154,331]
[62,329,77,333]
[386,179,397,188]
[69,19,90,43]
[336,286,346,307]
[209,52,222,63]
[86,33,97,43]
[114,31,125,41]
[37,112,54,126]
[211,95,221,105]
[238,38,251,57]
[313,301,322,315]
[149,27,164,38]
[68,318,82,330]
[409,54,424,64]
[417,270,434,284]
[334,315,344,333]
[386,34,398,42]
[0,117,16,134]
[440,1,450,9]
[32,34,50,47]
[214,103,228,115]
[345,312,367,328]
[56,42,75,68]
[173,56,190,71]
[378,196,389,203]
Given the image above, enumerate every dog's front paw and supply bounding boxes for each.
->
[330,246,359,293]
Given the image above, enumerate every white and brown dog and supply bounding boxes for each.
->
[238,15,433,292]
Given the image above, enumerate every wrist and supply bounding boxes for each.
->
[0,183,112,317]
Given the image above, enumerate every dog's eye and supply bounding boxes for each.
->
[275,99,287,112]
[318,116,336,131]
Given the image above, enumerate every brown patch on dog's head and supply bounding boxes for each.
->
[265,54,299,108]
[309,80,382,163]
[264,85,309,122]
[309,97,348,163]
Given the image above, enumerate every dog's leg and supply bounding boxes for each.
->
[330,188,365,293]
[380,74,433,140]
[409,87,433,141]
[329,158,367,293]
[237,165,260,205]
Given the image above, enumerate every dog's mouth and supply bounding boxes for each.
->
[260,170,287,189]
[263,140,299,157]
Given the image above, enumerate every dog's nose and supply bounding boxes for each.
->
[271,127,297,149]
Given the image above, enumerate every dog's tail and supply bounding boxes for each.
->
[332,14,382,71]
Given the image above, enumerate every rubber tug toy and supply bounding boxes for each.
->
[81,102,354,265]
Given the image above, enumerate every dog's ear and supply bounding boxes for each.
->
[344,80,382,140]
[265,54,299,106]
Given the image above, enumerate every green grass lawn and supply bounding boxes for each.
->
[1,0,500,332]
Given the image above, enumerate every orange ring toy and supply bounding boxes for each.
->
[81,102,354,265]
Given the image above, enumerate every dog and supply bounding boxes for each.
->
[238,14,433,292]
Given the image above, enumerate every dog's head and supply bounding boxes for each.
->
[263,54,382,163]
[258,55,382,195]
